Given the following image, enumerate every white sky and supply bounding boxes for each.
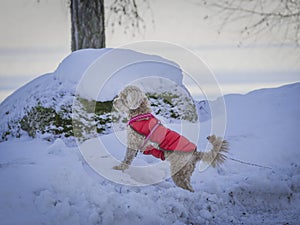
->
[0,0,299,102]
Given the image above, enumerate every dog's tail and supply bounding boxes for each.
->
[194,135,229,168]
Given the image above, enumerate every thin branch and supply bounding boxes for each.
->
[212,2,300,18]
[203,0,300,45]
[107,0,150,36]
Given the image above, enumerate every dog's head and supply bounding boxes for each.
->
[113,85,148,113]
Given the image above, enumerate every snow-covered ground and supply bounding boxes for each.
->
[1,82,299,225]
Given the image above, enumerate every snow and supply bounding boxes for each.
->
[55,48,186,101]
[1,82,300,224]
[0,48,192,141]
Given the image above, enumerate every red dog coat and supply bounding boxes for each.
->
[128,113,196,160]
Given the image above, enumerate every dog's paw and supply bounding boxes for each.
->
[112,163,129,172]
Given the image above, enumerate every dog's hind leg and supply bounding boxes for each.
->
[172,172,195,192]
[184,176,194,192]
[183,163,196,192]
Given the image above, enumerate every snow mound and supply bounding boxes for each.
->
[0,48,200,143]
[54,48,186,101]
[0,48,186,117]
[54,48,111,86]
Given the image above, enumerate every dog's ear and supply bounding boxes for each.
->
[113,96,129,112]
[126,88,145,110]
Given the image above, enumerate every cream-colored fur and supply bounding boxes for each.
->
[113,85,228,192]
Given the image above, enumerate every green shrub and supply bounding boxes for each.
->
[2,91,198,142]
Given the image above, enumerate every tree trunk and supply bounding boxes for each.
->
[70,0,105,51]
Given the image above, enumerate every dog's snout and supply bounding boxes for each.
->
[206,136,210,140]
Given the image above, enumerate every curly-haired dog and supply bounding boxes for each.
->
[113,85,228,192]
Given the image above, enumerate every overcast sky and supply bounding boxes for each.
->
[0,0,299,102]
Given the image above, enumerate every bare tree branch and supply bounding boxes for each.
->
[200,0,300,45]
[107,0,151,36]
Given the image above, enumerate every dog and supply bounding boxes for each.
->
[112,85,228,192]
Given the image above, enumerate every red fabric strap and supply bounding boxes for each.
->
[128,113,154,125]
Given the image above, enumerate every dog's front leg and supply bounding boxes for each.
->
[113,147,136,172]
